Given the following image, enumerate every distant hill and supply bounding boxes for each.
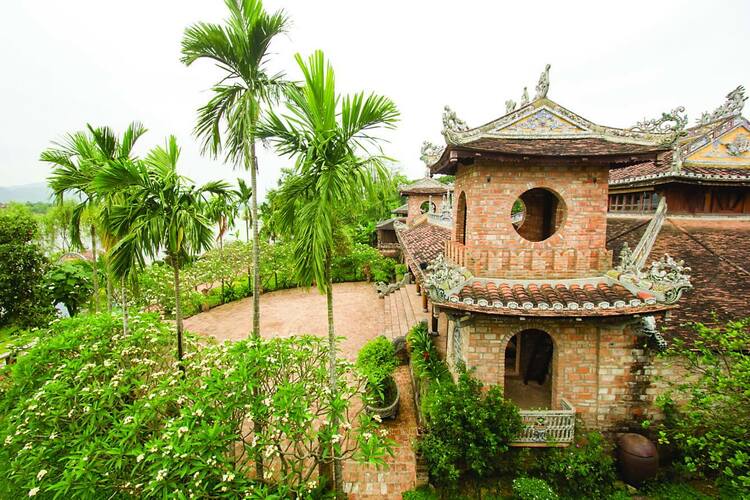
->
[0,182,52,203]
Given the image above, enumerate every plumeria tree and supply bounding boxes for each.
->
[260,50,399,497]
[0,313,392,498]
[93,136,231,365]
[181,0,290,341]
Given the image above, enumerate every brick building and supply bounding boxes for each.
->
[396,68,700,444]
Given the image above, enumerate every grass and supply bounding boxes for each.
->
[0,325,34,355]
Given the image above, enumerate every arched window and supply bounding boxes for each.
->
[420,200,436,214]
[456,191,467,245]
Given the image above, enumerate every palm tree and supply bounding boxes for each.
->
[260,50,399,497]
[235,178,253,284]
[93,136,230,364]
[42,122,148,316]
[181,0,290,340]
[206,192,239,300]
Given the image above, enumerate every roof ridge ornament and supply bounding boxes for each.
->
[534,64,551,100]
[520,87,530,107]
[505,99,517,114]
[441,105,469,136]
[629,106,688,143]
[696,85,747,126]
[420,140,445,168]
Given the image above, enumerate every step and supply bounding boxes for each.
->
[393,287,409,338]
[382,294,392,338]
[400,287,417,333]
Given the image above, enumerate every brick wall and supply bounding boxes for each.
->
[442,313,656,432]
[449,159,612,278]
[406,194,435,225]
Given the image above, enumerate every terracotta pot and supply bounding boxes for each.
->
[617,433,659,487]
[365,376,400,420]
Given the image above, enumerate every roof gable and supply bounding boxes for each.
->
[685,119,750,167]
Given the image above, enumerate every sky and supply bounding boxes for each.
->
[1,0,749,202]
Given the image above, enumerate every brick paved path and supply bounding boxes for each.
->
[184,282,423,498]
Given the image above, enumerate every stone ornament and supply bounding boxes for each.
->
[505,99,517,114]
[534,64,551,100]
[419,140,445,166]
[441,105,469,135]
[630,106,688,141]
[520,87,530,107]
[423,254,469,301]
[646,254,692,304]
[697,85,747,126]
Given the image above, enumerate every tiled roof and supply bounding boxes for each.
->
[391,204,408,215]
[462,137,668,157]
[607,216,750,342]
[396,221,450,280]
[609,161,750,187]
[445,278,668,317]
[399,176,452,195]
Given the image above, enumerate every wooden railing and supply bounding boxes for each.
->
[377,242,401,250]
[512,398,576,447]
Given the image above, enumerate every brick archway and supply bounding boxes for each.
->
[500,326,558,410]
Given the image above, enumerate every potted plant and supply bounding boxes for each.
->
[356,336,399,419]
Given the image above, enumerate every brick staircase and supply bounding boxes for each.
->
[383,284,429,340]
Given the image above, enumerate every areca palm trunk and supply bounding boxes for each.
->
[90,224,99,313]
[249,136,261,339]
[173,260,185,368]
[325,253,344,499]
[245,205,251,287]
[120,275,129,335]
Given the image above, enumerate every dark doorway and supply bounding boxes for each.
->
[504,329,553,409]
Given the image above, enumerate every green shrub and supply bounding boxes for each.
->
[43,260,93,316]
[538,431,617,499]
[644,481,712,500]
[417,369,523,485]
[655,319,750,494]
[408,321,448,382]
[356,336,397,405]
[402,485,439,500]
[512,477,559,500]
[395,263,407,281]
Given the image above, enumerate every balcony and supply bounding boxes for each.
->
[511,398,576,447]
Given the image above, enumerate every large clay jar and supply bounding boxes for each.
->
[617,433,659,487]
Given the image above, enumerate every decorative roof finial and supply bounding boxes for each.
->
[696,85,747,125]
[420,140,445,173]
[441,105,469,135]
[630,106,688,143]
[534,64,551,100]
[505,99,517,114]
[520,87,530,107]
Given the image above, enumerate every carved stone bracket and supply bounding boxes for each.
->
[420,140,445,167]
[423,254,471,302]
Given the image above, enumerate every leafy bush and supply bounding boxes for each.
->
[43,260,93,316]
[402,485,439,500]
[417,369,523,485]
[655,319,750,494]
[408,321,448,382]
[0,313,391,498]
[644,481,712,500]
[512,477,558,500]
[0,211,52,327]
[356,336,397,405]
[538,431,617,499]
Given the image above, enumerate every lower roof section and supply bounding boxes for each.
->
[441,276,671,318]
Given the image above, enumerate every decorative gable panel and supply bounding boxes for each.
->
[498,109,587,136]
[687,125,750,166]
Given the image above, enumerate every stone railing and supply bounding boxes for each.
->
[427,212,453,229]
[377,242,401,250]
[444,240,467,268]
[512,398,576,446]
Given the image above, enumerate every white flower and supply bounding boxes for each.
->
[22,442,32,451]
[4,436,12,445]
[28,487,39,497]
[194,409,203,417]
[49,432,58,440]
[372,414,382,423]
[123,416,134,425]
[362,432,373,441]
[331,434,342,444]
[36,469,48,481]
[156,469,167,481]
[136,454,145,463]
[222,472,235,482]
[177,426,189,437]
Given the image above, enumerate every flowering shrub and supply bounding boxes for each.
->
[0,313,391,498]
[43,260,93,316]
[512,477,559,500]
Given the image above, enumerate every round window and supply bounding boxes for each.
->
[511,188,566,242]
